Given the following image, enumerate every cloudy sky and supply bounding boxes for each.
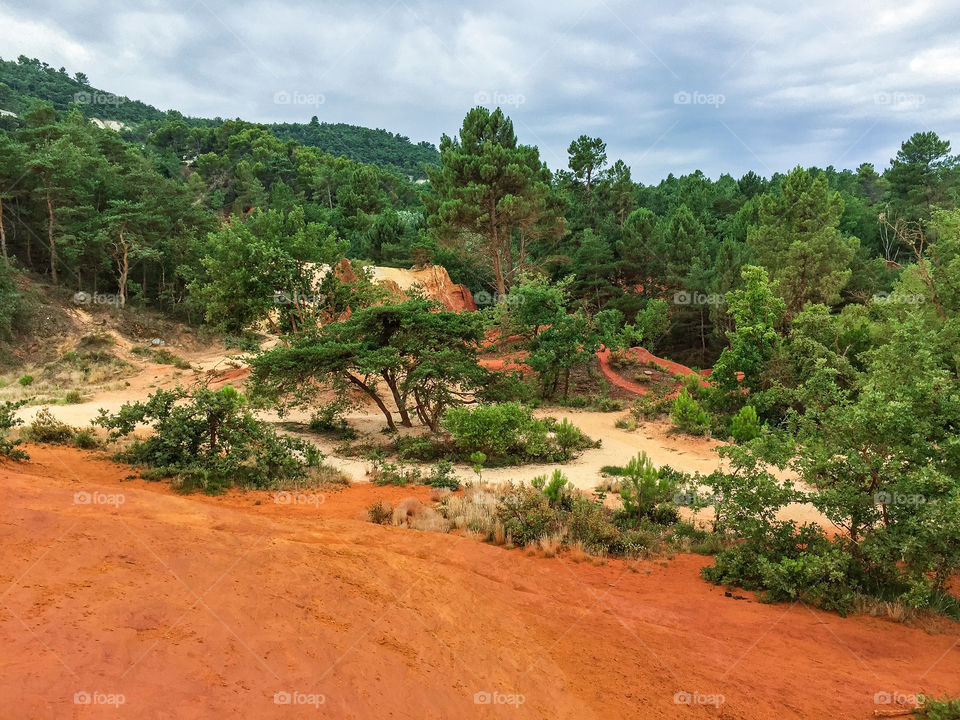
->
[2,0,958,182]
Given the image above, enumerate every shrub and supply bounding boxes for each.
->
[729,405,762,443]
[73,428,100,450]
[704,529,858,614]
[631,395,672,420]
[23,409,75,444]
[916,696,960,719]
[0,399,28,460]
[615,415,636,430]
[370,457,421,486]
[393,434,440,461]
[671,389,711,435]
[567,496,621,553]
[96,385,320,491]
[151,349,188,368]
[593,397,624,412]
[475,372,536,404]
[551,418,587,461]
[443,402,594,463]
[18,374,34,387]
[616,452,679,524]
[531,469,572,508]
[443,402,535,457]
[426,459,460,490]
[367,500,393,524]
[63,390,85,404]
[495,483,563,546]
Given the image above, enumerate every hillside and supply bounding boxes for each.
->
[0,56,438,177]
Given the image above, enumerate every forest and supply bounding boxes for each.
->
[1,57,959,627]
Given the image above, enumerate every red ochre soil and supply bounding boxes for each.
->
[1,445,957,719]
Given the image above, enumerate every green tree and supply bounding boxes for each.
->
[425,107,562,297]
[748,167,858,315]
[567,135,607,202]
[886,131,958,224]
[250,298,487,431]
[710,265,785,395]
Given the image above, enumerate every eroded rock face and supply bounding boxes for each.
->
[333,260,476,311]
[369,265,476,312]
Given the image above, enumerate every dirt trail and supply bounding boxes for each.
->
[1,446,957,719]
[597,346,709,396]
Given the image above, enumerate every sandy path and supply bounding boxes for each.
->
[1,445,957,720]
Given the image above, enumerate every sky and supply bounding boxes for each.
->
[2,0,959,183]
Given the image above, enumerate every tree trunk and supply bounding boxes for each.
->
[0,195,7,262]
[383,371,412,427]
[45,188,57,283]
[116,230,129,309]
[346,373,396,431]
[490,198,507,298]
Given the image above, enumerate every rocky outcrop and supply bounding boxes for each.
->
[331,260,476,312]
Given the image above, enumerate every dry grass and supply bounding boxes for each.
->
[439,484,499,537]
[567,541,590,563]
[537,534,563,558]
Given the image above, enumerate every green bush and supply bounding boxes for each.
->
[18,374,34,387]
[96,385,320,491]
[443,402,535,457]
[631,395,672,420]
[729,405,761,443]
[475,372,536,404]
[308,402,355,440]
[531,469,572,508]
[916,696,960,719]
[153,349,191,369]
[393,434,440,461]
[567,496,621,552]
[73,428,100,450]
[370,457,421,486]
[0,399,28,460]
[702,511,859,614]
[222,334,262,353]
[443,403,594,463]
[593,397,624,412]
[671,389,711,435]
[616,452,680,524]
[495,483,562,546]
[23,408,75,444]
[426,459,460,490]
[63,390,85,404]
